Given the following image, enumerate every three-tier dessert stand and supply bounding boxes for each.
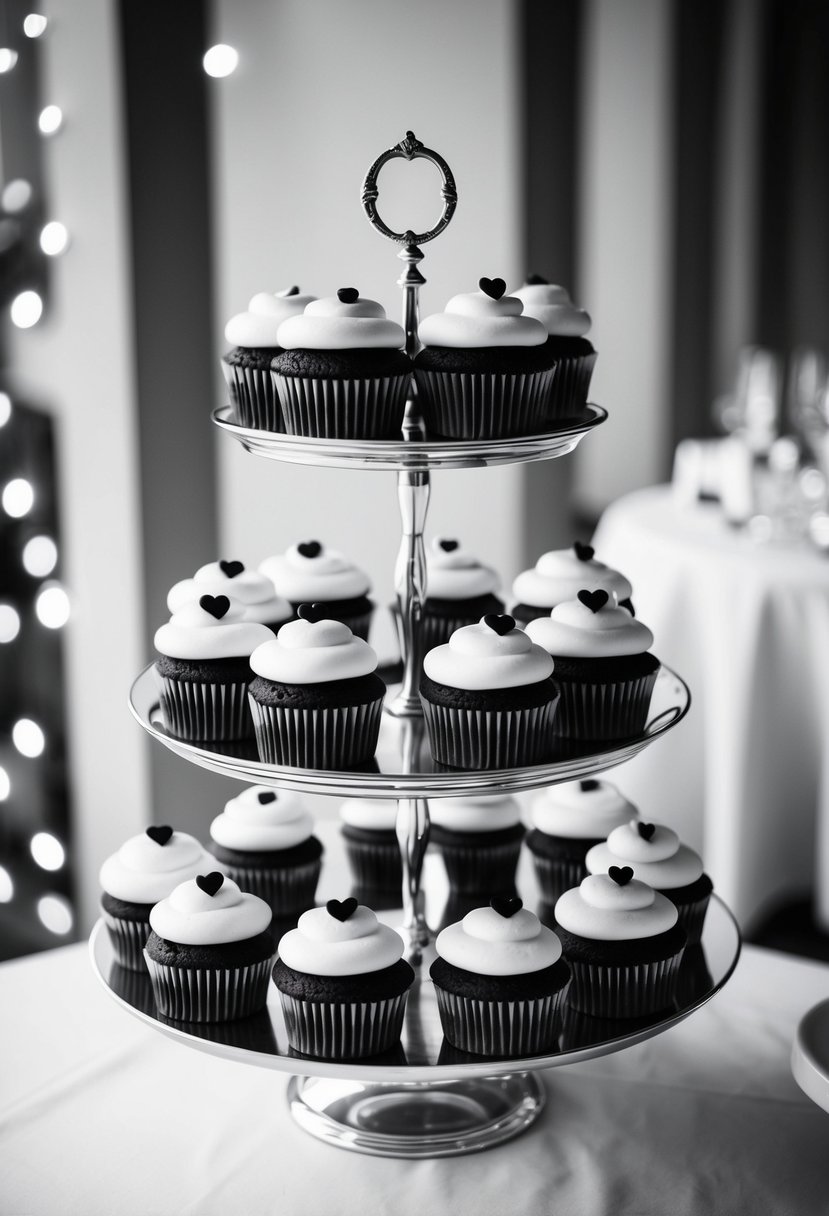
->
[93,132,741,1158]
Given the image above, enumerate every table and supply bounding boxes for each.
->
[0,940,826,1215]
[593,486,829,932]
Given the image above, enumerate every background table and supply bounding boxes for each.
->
[0,939,826,1215]
[593,485,829,932]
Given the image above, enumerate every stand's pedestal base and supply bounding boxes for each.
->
[287,1071,545,1157]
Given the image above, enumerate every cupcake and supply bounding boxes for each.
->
[525,778,639,904]
[207,785,323,917]
[526,591,659,741]
[259,541,374,641]
[511,542,634,628]
[273,897,415,1058]
[339,799,402,892]
[145,872,275,1022]
[154,595,273,741]
[99,826,210,970]
[513,277,596,417]
[271,288,412,439]
[223,287,315,430]
[420,613,558,769]
[585,820,713,944]
[430,896,570,1056]
[392,536,504,653]
[414,277,554,439]
[247,606,386,769]
[554,870,686,1018]
[167,560,292,635]
[429,794,525,893]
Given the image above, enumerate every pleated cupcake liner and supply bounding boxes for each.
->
[222,360,284,431]
[665,891,711,947]
[276,990,409,1059]
[390,603,492,653]
[342,837,403,890]
[564,951,684,1019]
[212,858,322,917]
[144,953,272,1023]
[553,670,658,741]
[101,910,151,972]
[437,838,523,894]
[413,367,556,439]
[420,696,558,769]
[433,983,569,1057]
[158,676,253,742]
[545,351,597,420]
[527,852,589,907]
[273,372,410,439]
[249,696,383,769]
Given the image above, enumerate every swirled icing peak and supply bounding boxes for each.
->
[167,560,291,625]
[512,545,632,609]
[429,794,522,833]
[436,898,562,976]
[526,592,653,658]
[418,284,547,349]
[555,873,678,941]
[277,902,404,976]
[586,820,704,890]
[210,785,313,852]
[99,828,209,904]
[249,615,377,684]
[276,291,405,351]
[149,875,273,946]
[339,798,398,831]
[154,597,273,660]
[225,287,316,348]
[423,616,554,691]
[531,779,638,839]
[513,280,591,338]
[259,542,371,602]
[426,537,500,599]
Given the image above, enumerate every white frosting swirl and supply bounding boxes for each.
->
[512,548,632,609]
[512,282,591,337]
[339,799,398,831]
[418,288,547,349]
[531,780,638,839]
[154,598,274,660]
[259,544,371,602]
[554,874,678,941]
[277,294,405,351]
[99,830,209,904]
[249,617,377,684]
[167,562,292,626]
[210,785,313,852]
[426,538,500,599]
[149,875,273,945]
[429,794,522,833]
[423,618,553,691]
[436,904,562,976]
[526,594,653,659]
[224,288,316,348]
[278,904,404,976]
[586,821,704,890]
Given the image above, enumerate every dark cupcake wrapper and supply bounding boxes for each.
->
[413,367,556,439]
[213,858,322,917]
[158,675,253,742]
[526,851,589,906]
[545,351,597,419]
[390,602,503,654]
[101,909,151,972]
[342,836,403,890]
[222,359,284,431]
[564,951,684,1019]
[666,891,711,946]
[433,982,569,1057]
[420,696,558,769]
[144,953,272,1023]
[249,696,383,769]
[553,669,658,741]
[436,836,523,894]
[277,990,409,1059]
[273,371,410,440]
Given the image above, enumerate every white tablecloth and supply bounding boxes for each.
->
[0,940,827,1215]
[593,486,829,931]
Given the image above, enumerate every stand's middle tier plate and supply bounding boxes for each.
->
[129,664,689,799]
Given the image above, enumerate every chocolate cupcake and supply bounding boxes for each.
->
[429,794,525,893]
[511,541,634,628]
[259,541,374,642]
[167,559,292,635]
[222,288,315,430]
[339,799,402,892]
[391,536,504,654]
[513,277,596,417]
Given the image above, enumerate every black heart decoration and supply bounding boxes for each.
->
[637,822,656,842]
[577,589,609,614]
[199,594,230,620]
[297,602,324,623]
[490,895,523,918]
[573,541,595,562]
[326,897,358,922]
[526,273,549,286]
[219,559,244,578]
[257,791,277,805]
[478,276,506,300]
[482,613,515,636]
[285,285,300,296]
[146,825,173,847]
[438,539,460,553]
[337,287,359,304]
[196,872,224,897]
[297,541,322,559]
[608,866,634,886]
[579,779,600,793]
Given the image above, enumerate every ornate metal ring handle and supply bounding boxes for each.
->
[361,130,457,246]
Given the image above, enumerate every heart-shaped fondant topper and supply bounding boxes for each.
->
[438,539,459,553]
[196,872,224,897]
[146,825,173,847]
[199,594,230,620]
[478,276,506,300]
[482,613,515,636]
[285,285,300,296]
[219,559,244,579]
[297,540,322,559]
[579,779,600,793]
[637,822,656,842]
[337,287,359,304]
[577,589,609,614]
[608,865,634,886]
[526,273,549,286]
[326,897,358,922]
[257,791,277,805]
[573,541,595,562]
[297,602,325,623]
[490,895,523,918]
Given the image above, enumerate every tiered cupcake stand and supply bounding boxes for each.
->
[91,133,741,1158]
